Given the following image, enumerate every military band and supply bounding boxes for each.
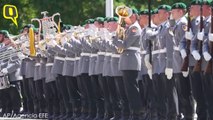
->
[1,1,213,120]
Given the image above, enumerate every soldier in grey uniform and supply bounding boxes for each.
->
[185,1,207,119]
[32,56,40,114]
[66,35,90,120]
[158,5,179,120]
[18,25,34,114]
[103,17,132,120]
[138,9,155,119]
[106,17,130,120]
[112,8,143,120]
[31,30,46,115]
[61,25,82,120]
[146,5,178,119]
[202,1,213,119]
[24,46,36,115]
[144,9,160,120]
[1,50,22,115]
[43,46,60,120]
[95,17,115,120]
[170,3,194,120]
[91,18,107,120]
[38,55,47,113]
[78,26,98,120]
[49,36,73,120]
[0,31,21,115]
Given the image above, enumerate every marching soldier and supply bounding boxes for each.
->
[68,35,86,120]
[157,5,179,120]
[103,17,124,120]
[146,5,178,120]
[18,25,34,114]
[49,34,73,120]
[21,24,36,114]
[113,8,142,120]
[61,25,82,120]
[44,45,60,120]
[38,53,47,114]
[0,30,21,116]
[203,0,213,119]
[108,17,130,120]
[170,2,194,120]
[187,0,207,119]
[200,0,213,119]
[138,9,157,120]
[145,9,160,120]
[33,29,46,115]
[92,18,107,120]
[79,23,98,120]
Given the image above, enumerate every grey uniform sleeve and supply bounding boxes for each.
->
[92,39,105,50]
[47,47,56,56]
[166,29,173,68]
[104,40,117,52]
[190,34,198,52]
[63,43,76,54]
[91,40,99,49]
[81,38,95,51]
[113,26,140,49]
[203,22,211,53]
[203,35,209,53]
[51,45,66,55]
[6,57,20,74]
[190,19,200,53]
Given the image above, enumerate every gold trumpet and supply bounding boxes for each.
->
[115,5,132,53]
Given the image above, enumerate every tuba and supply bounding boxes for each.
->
[115,5,132,53]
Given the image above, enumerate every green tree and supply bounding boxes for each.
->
[0,0,192,35]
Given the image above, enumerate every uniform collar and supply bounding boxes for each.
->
[205,16,211,23]
[176,16,187,24]
[151,21,157,27]
[130,21,140,28]
[160,20,168,26]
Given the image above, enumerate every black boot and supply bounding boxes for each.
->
[74,108,89,120]
[103,112,113,120]
[110,111,121,120]
[93,112,104,120]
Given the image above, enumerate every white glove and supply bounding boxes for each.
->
[203,52,212,61]
[182,68,189,77]
[17,53,26,60]
[146,28,155,37]
[147,69,152,80]
[180,49,187,59]
[1,68,8,74]
[47,40,57,47]
[197,31,204,41]
[185,30,193,40]
[208,33,213,42]
[192,50,201,60]
[144,54,152,69]
[165,68,173,80]
[61,37,67,46]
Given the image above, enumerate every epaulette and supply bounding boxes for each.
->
[180,16,187,24]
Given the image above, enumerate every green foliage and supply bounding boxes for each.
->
[0,0,191,34]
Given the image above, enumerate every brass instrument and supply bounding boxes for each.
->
[0,46,22,61]
[115,5,132,53]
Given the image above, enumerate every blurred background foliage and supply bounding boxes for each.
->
[0,0,191,34]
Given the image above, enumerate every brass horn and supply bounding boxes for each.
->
[115,5,132,53]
